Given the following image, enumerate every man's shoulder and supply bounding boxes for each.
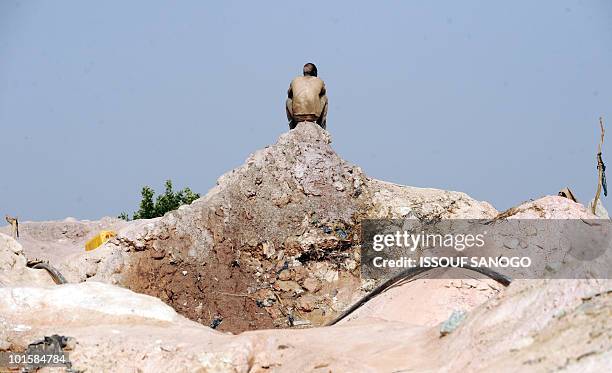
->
[292,76,324,85]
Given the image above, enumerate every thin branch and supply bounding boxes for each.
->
[593,117,606,214]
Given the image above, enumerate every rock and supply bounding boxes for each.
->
[0,282,180,323]
[0,339,11,351]
[297,295,317,312]
[262,241,275,258]
[275,280,303,296]
[1,234,23,255]
[291,319,311,327]
[302,277,321,292]
[0,233,55,287]
[292,266,308,282]
[150,250,165,259]
[278,270,291,281]
[64,337,77,351]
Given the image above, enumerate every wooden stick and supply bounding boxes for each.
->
[593,117,605,215]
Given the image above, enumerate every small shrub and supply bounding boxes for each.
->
[119,180,200,220]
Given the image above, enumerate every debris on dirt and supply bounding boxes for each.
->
[440,310,467,337]
[210,315,224,329]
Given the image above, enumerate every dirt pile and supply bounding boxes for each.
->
[78,122,497,332]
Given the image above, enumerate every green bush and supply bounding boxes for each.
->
[119,180,200,220]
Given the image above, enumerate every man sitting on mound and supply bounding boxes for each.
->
[286,63,328,130]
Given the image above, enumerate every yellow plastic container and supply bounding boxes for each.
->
[85,230,117,251]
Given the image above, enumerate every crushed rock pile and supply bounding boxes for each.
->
[71,122,497,331]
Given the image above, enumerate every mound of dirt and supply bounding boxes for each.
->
[95,122,497,332]
[5,123,496,333]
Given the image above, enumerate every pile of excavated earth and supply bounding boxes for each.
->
[1,122,610,372]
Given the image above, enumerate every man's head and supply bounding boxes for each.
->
[303,63,318,77]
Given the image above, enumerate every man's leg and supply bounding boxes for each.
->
[317,95,328,129]
[286,98,296,129]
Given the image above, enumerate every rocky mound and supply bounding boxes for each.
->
[64,122,496,332]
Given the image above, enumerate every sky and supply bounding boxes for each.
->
[1,0,611,221]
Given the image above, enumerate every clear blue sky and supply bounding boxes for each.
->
[1,1,611,220]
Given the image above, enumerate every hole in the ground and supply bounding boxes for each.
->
[122,240,360,333]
